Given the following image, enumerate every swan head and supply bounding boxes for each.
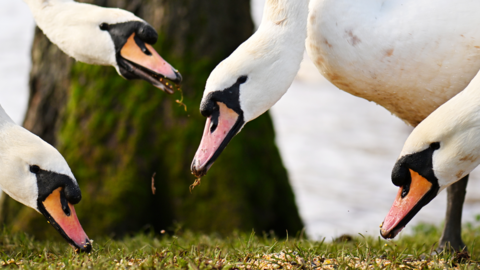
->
[0,123,91,252]
[380,91,480,239]
[36,3,182,93]
[100,19,182,93]
[190,31,302,177]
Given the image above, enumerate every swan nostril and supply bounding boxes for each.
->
[209,107,220,133]
[210,119,218,133]
[142,47,152,56]
[401,183,410,198]
[133,35,152,56]
[60,189,71,216]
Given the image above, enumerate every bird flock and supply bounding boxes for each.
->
[4,0,480,254]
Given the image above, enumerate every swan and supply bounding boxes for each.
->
[190,0,480,250]
[23,0,182,93]
[380,69,480,240]
[0,105,91,252]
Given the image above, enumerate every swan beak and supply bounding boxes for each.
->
[380,169,434,239]
[119,33,182,94]
[39,187,91,253]
[191,102,244,177]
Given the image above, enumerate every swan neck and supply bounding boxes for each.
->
[261,0,309,29]
[23,0,73,17]
[23,0,69,9]
[0,106,15,128]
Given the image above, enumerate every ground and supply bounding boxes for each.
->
[1,222,480,269]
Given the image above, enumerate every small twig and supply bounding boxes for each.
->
[175,87,187,111]
[189,178,201,193]
[151,172,156,195]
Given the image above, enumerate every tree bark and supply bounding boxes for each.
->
[3,0,303,239]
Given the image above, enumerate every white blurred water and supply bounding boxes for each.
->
[0,0,33,124]
[1,0,480,240]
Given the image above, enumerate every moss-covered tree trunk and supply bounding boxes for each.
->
[3,0,303,239]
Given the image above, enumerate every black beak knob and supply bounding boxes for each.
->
[137,23,158,45]
[64,182,82,205]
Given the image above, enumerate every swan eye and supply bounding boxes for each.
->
[29,165,40,174]
[237,76,248,84]
[99,23,109,31]
[430,142,440,150]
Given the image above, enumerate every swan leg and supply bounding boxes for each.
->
[437,175,468,252]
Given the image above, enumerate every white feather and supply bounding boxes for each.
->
[23,0,143,69]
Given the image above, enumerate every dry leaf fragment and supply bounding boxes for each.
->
[190,178,201,193]
[151,172,156,195]
[176,87,188,111]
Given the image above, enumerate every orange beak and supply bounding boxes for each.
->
[119,33,182,93]
[39,187,91,252]
[380,169,435,239]
[191,102,243,177]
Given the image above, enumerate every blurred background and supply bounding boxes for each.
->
[1,0,480,240]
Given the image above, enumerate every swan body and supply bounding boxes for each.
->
[23,0,182,93]
[0,105,90,252]
[381,70,480,239]
[307,0,480,126]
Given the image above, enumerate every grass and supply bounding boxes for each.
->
[1,222,480,269]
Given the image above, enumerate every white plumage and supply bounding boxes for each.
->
[204,0,480,126]
[399,70,480,193]
[0,104,74,211]
[24,0,141,69]
[194,0,480,246]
